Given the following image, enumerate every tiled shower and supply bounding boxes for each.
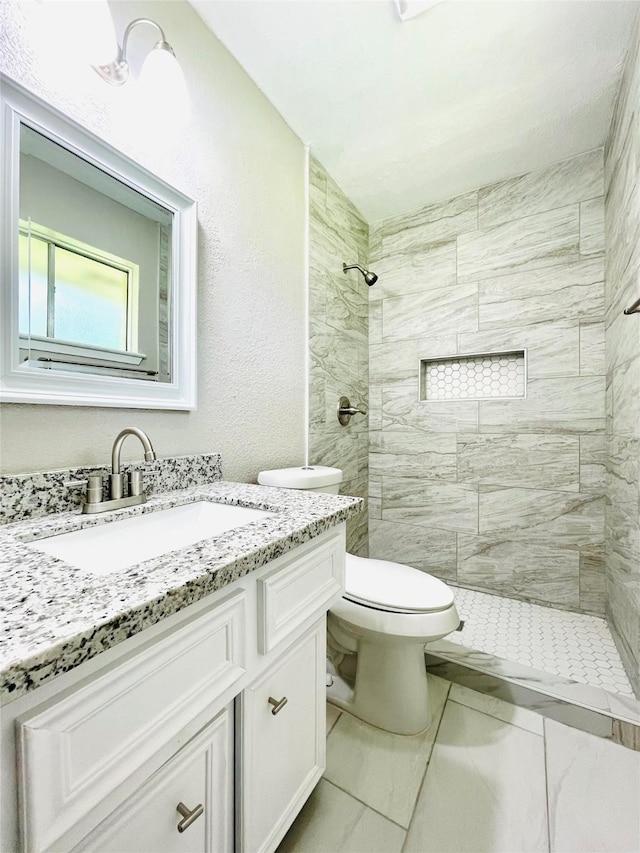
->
[309,16,639,699]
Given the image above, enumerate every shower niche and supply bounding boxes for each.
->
[419,350,526,402]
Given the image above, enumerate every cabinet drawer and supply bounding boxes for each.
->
[239,620,326,853]
[18,590,246,853]
[257,529,344,653]
[71,707,233,853]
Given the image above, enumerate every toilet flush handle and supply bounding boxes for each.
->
[338,396,367,426]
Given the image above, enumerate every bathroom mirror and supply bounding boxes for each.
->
[0,76,197,409]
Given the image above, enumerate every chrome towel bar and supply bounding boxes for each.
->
[624,295,640,315]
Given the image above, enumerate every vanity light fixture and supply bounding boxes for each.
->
[93,17,183,89]
[394,0,444,21]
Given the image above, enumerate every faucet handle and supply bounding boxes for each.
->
[86,475,105,505]
[63,479,88,488]
[129,470,144,497]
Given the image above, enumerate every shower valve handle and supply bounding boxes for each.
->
[338,396,367,425]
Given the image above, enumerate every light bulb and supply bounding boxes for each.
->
[138,46,190,128]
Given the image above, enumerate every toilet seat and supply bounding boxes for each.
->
[344,554,454,614]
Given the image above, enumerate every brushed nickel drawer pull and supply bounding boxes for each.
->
[268,695,288,715]
[176,801,204,833]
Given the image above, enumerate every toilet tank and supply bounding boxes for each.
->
[257,466,343,494]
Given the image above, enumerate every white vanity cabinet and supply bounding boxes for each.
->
[238,621,326,853]
[4,524,345,853]
[71,707,234,853]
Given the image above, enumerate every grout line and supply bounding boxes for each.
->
[447,697,544,736]
[400,687,451,853]
[320,778,409,832]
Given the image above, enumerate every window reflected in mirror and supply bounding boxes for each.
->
[19,125,171,381]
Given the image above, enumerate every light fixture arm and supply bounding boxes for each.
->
[93,18,175,86]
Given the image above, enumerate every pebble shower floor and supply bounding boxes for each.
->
[446,585,635,697]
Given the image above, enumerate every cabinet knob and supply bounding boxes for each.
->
[268,695,288,715]
[176,801,204,833]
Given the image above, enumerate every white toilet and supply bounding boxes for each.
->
[257,466,460,735]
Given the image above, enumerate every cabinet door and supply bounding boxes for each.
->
[72,707,233,853]
[239,619,326,853]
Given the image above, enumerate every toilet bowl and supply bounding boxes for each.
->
[257,466,460,735]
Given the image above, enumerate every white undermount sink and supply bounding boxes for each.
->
[29,501,274,575]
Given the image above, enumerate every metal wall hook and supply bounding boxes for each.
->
[337,396,367,426]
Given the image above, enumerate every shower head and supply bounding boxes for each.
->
[343,262,378,287]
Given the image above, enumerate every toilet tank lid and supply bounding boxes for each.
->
[257,466,343,489]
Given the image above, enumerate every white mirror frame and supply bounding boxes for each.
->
[0,75,197,410]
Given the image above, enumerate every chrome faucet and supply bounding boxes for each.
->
[82,427,157,514]
[110,427,157,500]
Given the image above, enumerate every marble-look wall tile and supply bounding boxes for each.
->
[605,210,640,323]
[368,386,383,431]
[457,536,580,607]
[478,257,604,329]
[326,272,368,341]
[605,436,639,562]
[308,157,369,553]
[369,221,383,259]
[370,431,457,480]
[310,209,363,281]
[606,576,640,698]
[370,340,420,385]
[458,205,580,282]
[458,322,580,378]
[458,434,579,492]
[579,433,607,493]
[370,337,457,384]
[382,477,478,533]
[479,376,605,434]
[478,486,604,544]
[369,301,383,344]
[369,476,382,519]
[611,355,640,438]
[368,240,457,302]
[370,145,609,616]
[368,518,457,579]
[382,382,479,433]
[309,429,360,483]
[580,196,605,256]
[579,543,605,616]
[478,148,603,230]
[309,319,361,388]
[579,320,606,375]
[325,171,368,250]
[382,282,478,341]
[606,290,640,368]
[310,153,327,195]
[380,191,478,254]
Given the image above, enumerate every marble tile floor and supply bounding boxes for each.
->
[277,678,640,853]
[445,585,634,697]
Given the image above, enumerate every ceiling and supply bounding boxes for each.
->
[190,0,639,223]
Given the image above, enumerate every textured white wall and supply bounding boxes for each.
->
[0,0,306,481]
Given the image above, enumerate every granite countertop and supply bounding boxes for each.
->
[0,481,362,704]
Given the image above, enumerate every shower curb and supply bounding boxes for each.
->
[425,651,640,753]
